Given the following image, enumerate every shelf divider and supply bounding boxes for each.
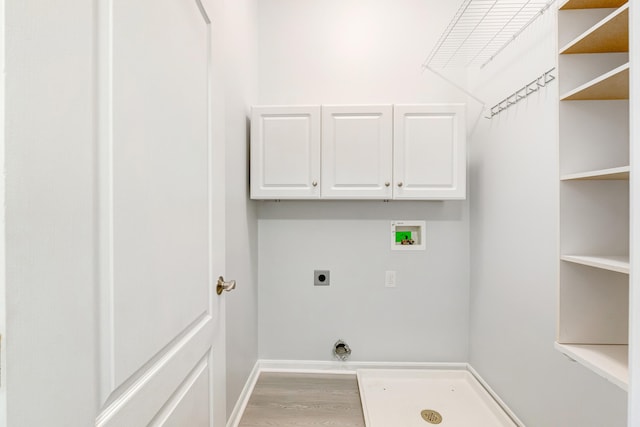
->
[561,166,630,181]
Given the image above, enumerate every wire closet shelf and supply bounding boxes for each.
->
[423,0,555,70]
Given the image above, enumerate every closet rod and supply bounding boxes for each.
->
[486,67,556,118]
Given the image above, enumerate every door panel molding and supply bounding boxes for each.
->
[96,315,214,426]
[97,0,116,403]
[149,355,211,426]
[195,0,212,24]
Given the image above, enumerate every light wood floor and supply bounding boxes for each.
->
[238,372,366,427]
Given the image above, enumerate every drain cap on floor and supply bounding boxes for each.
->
[421,409,442,424]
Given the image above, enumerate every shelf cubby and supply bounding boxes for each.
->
[559,262,629,344]
[560,3,628,54]
[561,62,629,100]
[560,180,629,256]
[555,343,628,390]
[559,100,629,175]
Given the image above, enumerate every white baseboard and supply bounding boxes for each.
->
[226,359,524,427]
[258,359,468,374]
[467,364,526,427]
[225,362,261,427]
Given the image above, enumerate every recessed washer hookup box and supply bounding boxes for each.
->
[390,221,426,251]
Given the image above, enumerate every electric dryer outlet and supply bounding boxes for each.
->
[314,270,330,286]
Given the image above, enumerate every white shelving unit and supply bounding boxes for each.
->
[557,0,631,389]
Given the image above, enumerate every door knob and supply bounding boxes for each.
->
[217,276,236,295]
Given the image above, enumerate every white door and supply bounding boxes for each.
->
[321,105,393,199]
[393,104,466,200]
[95,0,225,425]
[250,106,321,199]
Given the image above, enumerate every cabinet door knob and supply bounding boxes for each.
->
[312,181,318,187]
[385,182,390,187]
[397,182,403,187]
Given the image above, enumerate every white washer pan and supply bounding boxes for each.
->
[357,369,517,427]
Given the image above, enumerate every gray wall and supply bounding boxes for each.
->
[256,0,470,363]
[467,10,628,427]
[224,0,259,417]
[258,202,469,362]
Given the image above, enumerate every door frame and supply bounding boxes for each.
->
[0,0,6,423]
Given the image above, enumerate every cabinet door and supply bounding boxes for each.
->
[251,106,321,199]
[321,105,393,199]
[393,104,466,200]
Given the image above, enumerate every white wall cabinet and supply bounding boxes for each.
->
[250,106,321,199]
[556,0,630,390]
[321,105,393,199]
[251,104,466,200]
[394,104,466,200]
